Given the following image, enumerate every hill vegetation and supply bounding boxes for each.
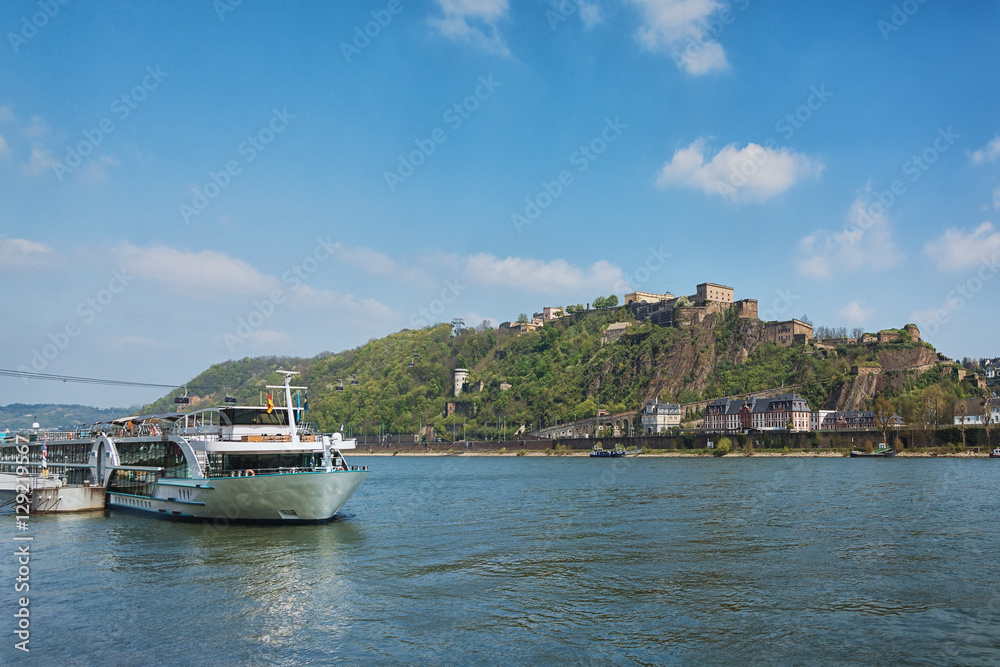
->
[0,403,136,430]
[138,305,983,439]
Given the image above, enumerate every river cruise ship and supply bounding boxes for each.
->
[0,371,368,523]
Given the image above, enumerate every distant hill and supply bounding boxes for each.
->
[140,306,980,439]
[0,403,136,430]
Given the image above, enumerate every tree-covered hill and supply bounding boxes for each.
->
[140,305,982,439]
[0,403,136,430]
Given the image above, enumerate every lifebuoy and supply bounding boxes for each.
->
[247,469,255,477]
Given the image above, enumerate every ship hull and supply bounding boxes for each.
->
[106,470,368,523]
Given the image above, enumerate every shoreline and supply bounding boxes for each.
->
[349,450,990,458]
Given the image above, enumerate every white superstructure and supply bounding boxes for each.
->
[0,371,368,523]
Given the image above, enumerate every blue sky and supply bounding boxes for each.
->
[2,0,1000,408]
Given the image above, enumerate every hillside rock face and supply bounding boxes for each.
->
[829,346,938,411]
[831,374,878,411]
[640,315,767,403]
[877,346,938,371]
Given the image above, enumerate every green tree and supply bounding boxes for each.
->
[516,313,529,324]
[592,295,619,309]
[576,397,598,418]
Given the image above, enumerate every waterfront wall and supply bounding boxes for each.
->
[353,426,995,453]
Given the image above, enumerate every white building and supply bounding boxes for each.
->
[640,400,682,434]
[811,409,835,431]
[453,368,469,397]
[953,398,1000,425]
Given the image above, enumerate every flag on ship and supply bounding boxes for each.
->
[266,392,274,413]
[303,391,309,413]
[41,437,47,469]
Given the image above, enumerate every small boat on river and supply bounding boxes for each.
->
[990,447,1000,458]
[850,443,896,458]
[590,445,639,458]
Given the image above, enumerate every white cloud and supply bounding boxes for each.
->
[922,221,1000,272]
[286,282,394,318]
[22,115,50,140]
[324,242,435,288]
[117,244,281,297]
[838,299,874,326]
[464,253,624,295]
[79,155,120,184]
[430,0,511,57]
[629,0,729,75]
[656,138,823,203]
[579,1,603,28]
[0,134,8,156]
[0,237,55,270]
[23,145,56,175]
[0,104,15,125]
[969,136,1000,165]
[796,196,903,280]
[910,297,961,333]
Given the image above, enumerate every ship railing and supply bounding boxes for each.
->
[205,465,368,478]
[2,432,86,443]
[207,434,322,443]
[35,431,88,441]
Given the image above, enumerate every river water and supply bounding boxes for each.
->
[4,456,999,665]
